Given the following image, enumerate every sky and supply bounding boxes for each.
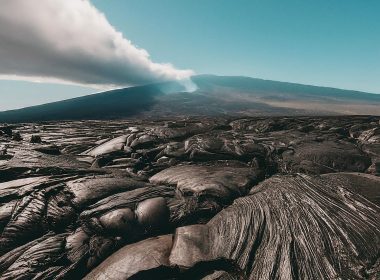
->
[0,0,379,110]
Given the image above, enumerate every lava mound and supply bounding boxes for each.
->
[0,116,379,279]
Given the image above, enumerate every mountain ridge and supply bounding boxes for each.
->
[0,75,379,122]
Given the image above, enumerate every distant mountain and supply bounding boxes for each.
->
[0,75,379,122]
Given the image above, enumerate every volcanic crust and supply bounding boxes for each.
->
[0,115,379,279]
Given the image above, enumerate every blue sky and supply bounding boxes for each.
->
[0,0,379,110]
[92,0,380,91]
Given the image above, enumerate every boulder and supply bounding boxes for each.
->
[84,135,128,157]
[83,235,174,280]
[30,135,42,143]
[135,197,170,231]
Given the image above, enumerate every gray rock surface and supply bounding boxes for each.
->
[0,116,379,279]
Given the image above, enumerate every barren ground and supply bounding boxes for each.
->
[0,116,379,279]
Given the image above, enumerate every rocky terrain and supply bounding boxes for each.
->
[0,115,379,279]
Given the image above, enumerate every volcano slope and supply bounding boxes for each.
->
[0,116,379,279]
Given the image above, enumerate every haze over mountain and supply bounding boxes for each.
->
[0,75,379,123]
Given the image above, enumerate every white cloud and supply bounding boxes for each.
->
[0,0,194,89]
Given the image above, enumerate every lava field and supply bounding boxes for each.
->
[0,116,379,279]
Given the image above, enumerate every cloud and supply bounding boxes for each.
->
[0,0,194,89]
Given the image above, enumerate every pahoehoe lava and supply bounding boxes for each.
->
[0,115,379,279]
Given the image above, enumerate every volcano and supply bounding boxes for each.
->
[0,75,379,122]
